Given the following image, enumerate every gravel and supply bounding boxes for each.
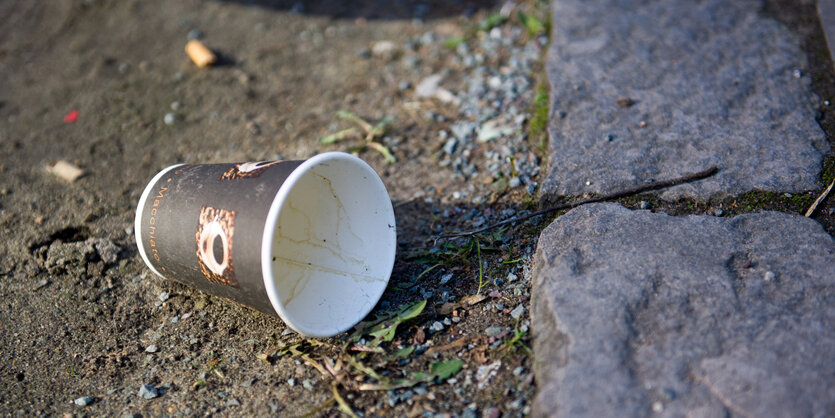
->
[74,396,93,406]
[510,304,525,320]
[406,23,544,205]
[483,406,501,418]
[476,361,502,390]
[415,74,443,98]
[137,384,158,399]
[163,113,176,125]
[371,40,398,59]
[439,273,454,285]
[485,326,504,337]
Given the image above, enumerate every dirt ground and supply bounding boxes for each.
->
[2,0,834,417]
[0,1,546,416]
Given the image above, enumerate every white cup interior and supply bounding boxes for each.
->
[261,152,396,337]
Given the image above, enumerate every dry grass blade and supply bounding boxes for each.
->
[323,356,342,378]
[348,356,384,381]
[319,127,358,144]
[302,397,336,418]
[337,110,374,133]
[303,355,331,377]
[332,384,358,418]
[366,141,397,164]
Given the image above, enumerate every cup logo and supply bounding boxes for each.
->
[219,161,281,180]
[195,206,239,288]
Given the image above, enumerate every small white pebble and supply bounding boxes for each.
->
[764,271,776,281]
[652,402,663,413]
[163,113,176,125]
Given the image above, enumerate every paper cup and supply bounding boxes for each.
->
[135,152,396,337]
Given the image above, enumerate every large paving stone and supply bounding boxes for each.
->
[542,0,829,200]
[531,203,835,417]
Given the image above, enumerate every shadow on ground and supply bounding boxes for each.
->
[218,0,499,20]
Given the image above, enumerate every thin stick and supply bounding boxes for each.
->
[437,166,718,240]
[805,178,835,217]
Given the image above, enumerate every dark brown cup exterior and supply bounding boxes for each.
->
[136,161,303,316]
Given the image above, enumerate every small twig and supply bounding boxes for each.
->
[437,166,718,240]
[805,178,835,217]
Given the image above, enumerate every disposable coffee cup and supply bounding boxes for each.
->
[134,152,396,337]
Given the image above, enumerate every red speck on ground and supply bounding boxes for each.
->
[63,110,78,123]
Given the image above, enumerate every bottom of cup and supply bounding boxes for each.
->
[261,152,396,337]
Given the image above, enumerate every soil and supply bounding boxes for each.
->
[1,0,833,417]
[0,1,541,416]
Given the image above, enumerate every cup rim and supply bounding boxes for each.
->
[261,151,396,337]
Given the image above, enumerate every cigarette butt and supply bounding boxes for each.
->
[185,40,216,68]
[48,160,84,183]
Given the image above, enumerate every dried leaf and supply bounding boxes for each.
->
[426,337,470,355]
[411,327,426,345]
[460,294,487,306]
[438,302,458,316]
[350,344,385,354]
